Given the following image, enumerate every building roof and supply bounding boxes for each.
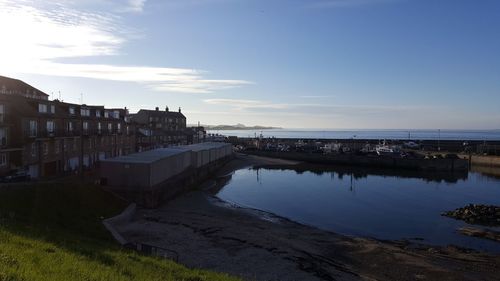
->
[101,148,190,164]
[0,75,49,98]
[171,142,231,152]
[136,109,186,119]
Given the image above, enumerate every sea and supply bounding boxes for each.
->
[207,129,500,141]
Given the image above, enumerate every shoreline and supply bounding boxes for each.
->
[111,154,500,281]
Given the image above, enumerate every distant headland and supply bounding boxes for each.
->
[196,123,282,130]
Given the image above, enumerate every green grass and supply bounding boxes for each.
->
[0,182,240,281]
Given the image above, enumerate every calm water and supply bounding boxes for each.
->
[208,129,500,140]
[216,167,500,252]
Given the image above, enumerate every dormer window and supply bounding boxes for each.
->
[80,108,90,116]
[96,110,101,118]
[104,111,109,118]
[69,107,75,115]
[38,104,47,113]
[50,105,55,114]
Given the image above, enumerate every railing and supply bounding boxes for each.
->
[124,242,178,262]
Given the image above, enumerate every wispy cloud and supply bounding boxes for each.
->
[203,98,433,114]
[123,0,147,13]
[204,99,288,109]
[0,0,250,94]
[299,95,334,99]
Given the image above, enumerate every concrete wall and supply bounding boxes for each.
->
[101,161,151,189]
[470,155,500,167]
[247,151,468,172]
[149,151,191,187]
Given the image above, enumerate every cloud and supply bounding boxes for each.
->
[123,0,147,13]
[203,98,433,115]
[0,0,250,94]
[204,99,289,109]
[299,95,334,99]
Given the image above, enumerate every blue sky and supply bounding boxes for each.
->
[1,0,499,129]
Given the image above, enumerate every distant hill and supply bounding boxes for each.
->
[190,123,281,130]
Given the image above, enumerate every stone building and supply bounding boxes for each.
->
[0,75,135,178]
[131,106,189,150]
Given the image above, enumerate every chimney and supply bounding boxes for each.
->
[155,107,159,111]
[178,107,181,113]
[165,106,169,112]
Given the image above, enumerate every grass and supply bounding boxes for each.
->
[0,182,240,281]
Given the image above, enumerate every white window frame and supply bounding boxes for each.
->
[0,104,4,123]
[46,120,55,133]
[50,105,55,114]
[69,107,75,115]
[43,143,49,155]
[38,104,47,113]
[0,153,6,166]
[29,120,37,137]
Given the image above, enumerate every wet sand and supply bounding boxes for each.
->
[113,154,500,281]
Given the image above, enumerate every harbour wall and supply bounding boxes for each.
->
[245,151,468,172]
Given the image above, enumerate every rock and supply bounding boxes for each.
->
[442,204,500,227]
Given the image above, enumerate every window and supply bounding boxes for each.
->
[126,126,129,135]
[29,120,37,137]
[0,153,6,166]
[68,122,73,132]
[38,104,47,113]
[43,143,48,155]
[0,128,6,146]
[97,122,102,133]
[0,85,6,94]
[96,110,101,118]
[50,105,55,114]
[31,143,37,157]
[69,107,75,115]
[113,111,120,119]
[83,121,89,132]
[81,108,90,116]
[108,123,112,133]
[104,111,109,118]
[55,141,60,154]
[117,123,121,133]
[46,121,55,134]
[0,104,4,122]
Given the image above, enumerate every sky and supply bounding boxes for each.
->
[0,0,499,129]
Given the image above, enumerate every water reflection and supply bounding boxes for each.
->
[256,163,469,184]
[215,165,500,252]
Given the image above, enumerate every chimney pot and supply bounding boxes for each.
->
[155,107,159,111]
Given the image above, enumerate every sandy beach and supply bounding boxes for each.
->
[112,154,500,281]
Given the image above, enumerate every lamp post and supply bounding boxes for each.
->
[438,129,441,152]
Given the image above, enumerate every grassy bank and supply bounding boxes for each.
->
[0,182,239,281]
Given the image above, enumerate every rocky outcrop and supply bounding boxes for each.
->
[442,204,500,226]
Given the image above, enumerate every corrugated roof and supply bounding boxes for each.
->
[171,142,231,152]
[102,148,190,164]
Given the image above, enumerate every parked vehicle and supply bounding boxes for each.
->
[1,170,31,183]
